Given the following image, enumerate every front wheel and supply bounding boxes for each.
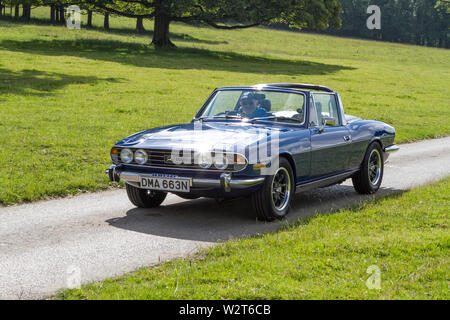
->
[126,184,167,208]
[251,158,295,221]
[352,142,384,194]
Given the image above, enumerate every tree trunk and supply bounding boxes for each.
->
[21,4,31,21]
[152,14,174,48]
[27,5,31,20]
[104,12,109,30]
[0,1,3,16]
[50,5,55,24]
[14,5,19,20]
[59,6,65,25]
[136,16,145,33]
[87,10,92,27]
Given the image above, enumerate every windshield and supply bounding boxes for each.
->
[198,89,305,124]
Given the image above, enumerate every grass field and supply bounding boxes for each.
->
[0,8,449,205]
[55,177,450,300]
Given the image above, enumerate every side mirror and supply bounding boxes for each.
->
[321,117,336,127]
[317,117,335,133]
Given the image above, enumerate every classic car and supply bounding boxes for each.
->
[106,83,399,221]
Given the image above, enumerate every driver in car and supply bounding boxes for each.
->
[239,92,268,118]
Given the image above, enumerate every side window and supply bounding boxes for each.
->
[312,93,340,126]
[308,96,319,127]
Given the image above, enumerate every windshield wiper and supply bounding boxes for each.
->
[250,116,302,123]
[211,115,242,119]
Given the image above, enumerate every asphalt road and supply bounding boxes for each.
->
[0,137,449,299]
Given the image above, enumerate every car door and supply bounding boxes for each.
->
[309,93,352,178]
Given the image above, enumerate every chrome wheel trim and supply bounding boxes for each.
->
[270,167,291,211]
[368,149,382,186]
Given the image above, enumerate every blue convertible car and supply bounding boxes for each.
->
[106,84,399,221]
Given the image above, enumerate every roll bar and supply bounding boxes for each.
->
[261,83,334,93]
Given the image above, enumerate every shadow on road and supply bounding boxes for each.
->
[106,184,404,243]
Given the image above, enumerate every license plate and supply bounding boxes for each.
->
[139,175,191,193]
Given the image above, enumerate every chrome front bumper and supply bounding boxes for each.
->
[383,145,399,163]
[106,165,265,192]
[383,145,400,153]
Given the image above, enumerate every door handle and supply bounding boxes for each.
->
[313,127,324,134]
[343,135,351,142]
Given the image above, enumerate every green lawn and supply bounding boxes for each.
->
[55,177,450,300]
[0,9,449,205]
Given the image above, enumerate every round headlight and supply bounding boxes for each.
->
[134,149,148,165]
[214,154,228,170]
[120,148,133,164]
[197,152,212,169]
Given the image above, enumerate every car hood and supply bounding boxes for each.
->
[116,121,291,151]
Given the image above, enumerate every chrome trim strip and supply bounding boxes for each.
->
[295,169,359,193]
[308,141,350,152]
[383,145,400,153]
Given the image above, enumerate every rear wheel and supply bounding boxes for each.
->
[251,158,294,221]
[352,142,384,194]
[126,184,167,208]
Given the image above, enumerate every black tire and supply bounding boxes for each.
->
[352,142,384,194]
[251,157,295,221]
[125,183,167,208]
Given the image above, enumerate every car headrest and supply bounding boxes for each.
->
[260,99,271,112]
[254,93,266,101]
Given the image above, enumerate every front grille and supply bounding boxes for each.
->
[146,149,197,169]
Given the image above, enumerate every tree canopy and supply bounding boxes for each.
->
[71,0,342,47]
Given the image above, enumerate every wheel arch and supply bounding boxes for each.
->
[360,139,383,167]
[278,152,297,188]
[368,137,383,149]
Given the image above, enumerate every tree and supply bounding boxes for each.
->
[20,0,32,21]
[103,11,109,29]
[14,2,19,20]
[50,2,56,23]
[433,0,450,47]
[136,16,145,32]
[86,9,92,27]
[320,0,449,48]
[74,0,342,48]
